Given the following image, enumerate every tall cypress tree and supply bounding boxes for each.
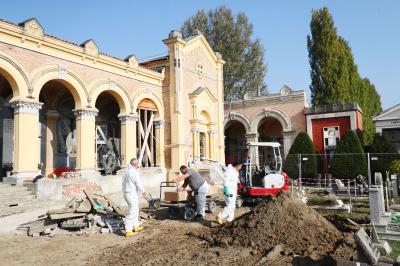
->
[307,7,382,144]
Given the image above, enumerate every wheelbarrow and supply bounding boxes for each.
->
[148,181,217,221]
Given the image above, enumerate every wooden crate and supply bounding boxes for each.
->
[164,191,192,202]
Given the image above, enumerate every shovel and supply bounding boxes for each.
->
[147,193,161,210]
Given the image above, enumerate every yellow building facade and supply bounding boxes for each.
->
[0,19,225,184]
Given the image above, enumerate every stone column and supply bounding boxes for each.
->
[154,120,165,167]
[45,110,59,176]
[119,114,138,167]
[192,127,200,159]
[245,133,259,165]
[208,129,217,160]
[10,98,43,183]
[282,130,295,158]
[74,108,98,178]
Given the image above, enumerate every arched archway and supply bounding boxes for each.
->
[0,51,30,97]
[31,65,88,108]
[250,108,291,133]
[95,91,121,175]
[224,120,247,165]
[39,80,78,175]
[132,89,164,120]
[0,72,15,178]
[89,79,131,114]
[224,112,251,133]
[257,116,284,163]
[136,98,160,167]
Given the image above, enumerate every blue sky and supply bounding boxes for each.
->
[1,1,398,109]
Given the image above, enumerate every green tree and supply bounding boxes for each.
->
[181,6,267,100]
[370,133,398,175]
[330,130,368,179]
[283,132,318,179]
[307,7,382,144]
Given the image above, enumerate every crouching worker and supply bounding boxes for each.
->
[216,161,243,224]
[173,165,209,221]
[122,158,147,237]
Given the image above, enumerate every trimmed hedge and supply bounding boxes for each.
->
[330,130,368,179]
[370,133,398,175]
[283,132,318,179]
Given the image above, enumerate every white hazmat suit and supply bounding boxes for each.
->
[218,164,239,222]
[122,164,145,232]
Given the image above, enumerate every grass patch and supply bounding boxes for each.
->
[307,195,337,206]
[388,240,400,260]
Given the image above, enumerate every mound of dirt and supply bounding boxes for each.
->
[210,191,357,261]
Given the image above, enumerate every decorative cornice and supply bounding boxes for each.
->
[154,120,165,129]
[0,19,164,85]
[118,114,138,125]
[224,90,305,109]
[10,98,43,114]
[73,108,98,120]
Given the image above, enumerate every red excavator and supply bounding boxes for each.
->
[236,142,289,207]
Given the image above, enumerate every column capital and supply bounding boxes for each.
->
[208,129,217,135]
[73,108,98,121]
[118,114,138,125]
[154,120,165,129]
[10,98,43,114]
[191,127,200,134]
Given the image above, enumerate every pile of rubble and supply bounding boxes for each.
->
[17,190,143,237]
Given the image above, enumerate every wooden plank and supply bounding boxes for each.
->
[49,212,86,220]
[94,193,125,217]
[76,199,91,213]
[150,110,154,165]
[138,114,154,165]
[47,207,76,215]
[144,109,148,167]
[138,109,142,160]
[139,121,154,166]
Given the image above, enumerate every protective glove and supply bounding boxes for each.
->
[223,185,230,197]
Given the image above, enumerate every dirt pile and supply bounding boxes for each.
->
[210,191,357,261]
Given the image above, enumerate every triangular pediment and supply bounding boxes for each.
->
[20,18,44,38]
[81,39,99,56]
[183,34,224,65]
[189,87,217,103]
[373,103,400,121]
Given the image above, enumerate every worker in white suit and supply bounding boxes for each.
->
[216,161,243,224]
[122,158,147,237]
